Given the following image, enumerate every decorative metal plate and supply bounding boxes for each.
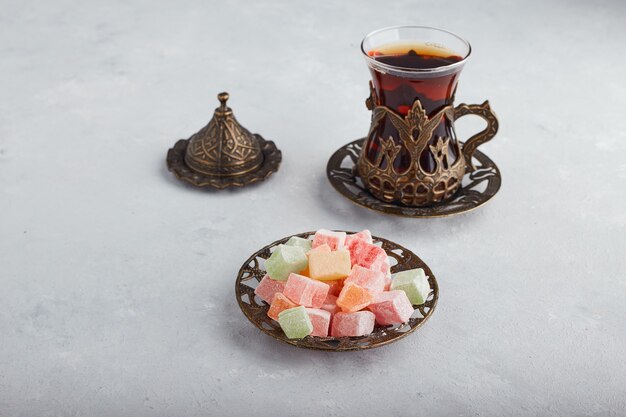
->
[327,138,501,218]
[166,135,281,189]
[235,231,438,351]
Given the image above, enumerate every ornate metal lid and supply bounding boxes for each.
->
[184,92,264,177]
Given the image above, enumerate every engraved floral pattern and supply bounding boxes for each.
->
[327,139,501,218]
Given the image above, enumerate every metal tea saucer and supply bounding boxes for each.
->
[167,135,281,189]
[165,92,282,190]
[326,138,501,218]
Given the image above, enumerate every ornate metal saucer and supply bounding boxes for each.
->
[235,231,438,351]
[327,138,501,218]
[166,92,281,189]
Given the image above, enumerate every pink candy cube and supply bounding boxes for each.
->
[283,273,329,308]
[381,257,391,277]
[368,290,414,325]
[321,293,340,315]
[349,239,388,272]
[307,243,331,255]
[305,308,332,337]
[345,229,373,248]
[384,275,392,291]
[344,265,386,296]
[254,274,286,304]
[312,229,346,251]
[331,311,376,337]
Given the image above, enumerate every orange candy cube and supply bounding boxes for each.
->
[336,282,374,313]
[267,293,297,321]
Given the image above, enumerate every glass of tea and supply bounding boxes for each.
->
[357,26,498,207]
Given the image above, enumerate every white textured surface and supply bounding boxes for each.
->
[1,0,625,415]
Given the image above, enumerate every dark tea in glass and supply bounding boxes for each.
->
[367,43,464,172]
[357,26,498,207]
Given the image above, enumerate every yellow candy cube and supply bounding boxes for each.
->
[300,244,332,277]
[308,249,351,281]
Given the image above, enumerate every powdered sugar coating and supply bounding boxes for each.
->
[368,290,414,325]
[254,274,286,304]
[331,311,376,337]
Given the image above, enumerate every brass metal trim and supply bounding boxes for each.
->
[327,138,501,218]
[167,135,281,189]
[357,82,499,207]
[454,101,499,172]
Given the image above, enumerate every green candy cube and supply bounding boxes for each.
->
[278,306,313,339]
[285,236,312,252]
[264,244,308,281]
[390,268,431,305]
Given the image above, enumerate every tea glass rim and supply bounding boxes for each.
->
[361,25,472,75]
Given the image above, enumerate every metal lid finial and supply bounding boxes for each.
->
[217,92,229,112]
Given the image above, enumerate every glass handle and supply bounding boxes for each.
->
[454,101,499,172]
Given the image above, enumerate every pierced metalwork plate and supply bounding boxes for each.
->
[166,135,281,189]
[235,231,438,351]
[327,138,501,218]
